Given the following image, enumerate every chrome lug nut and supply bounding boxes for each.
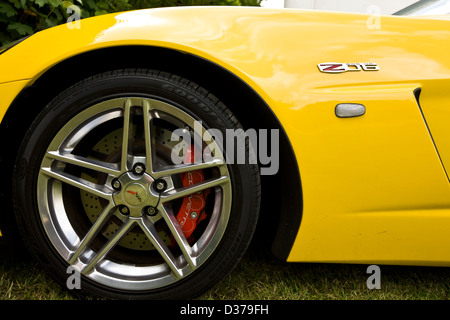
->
[132,163,146,175]
[112,178,121,190]
[145,206,158,217]
[153,179,167,193]
[118,205,129,215]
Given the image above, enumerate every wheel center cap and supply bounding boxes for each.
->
[124,183,148,206]
[113,172,160,218]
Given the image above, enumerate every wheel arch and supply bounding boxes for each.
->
[0,45,302,260]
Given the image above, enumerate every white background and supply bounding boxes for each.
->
[261,0,420,15]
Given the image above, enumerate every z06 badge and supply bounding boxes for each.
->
[318,62,379,73]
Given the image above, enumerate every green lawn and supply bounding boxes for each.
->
[1,246,449,300]
[202,252,450,300]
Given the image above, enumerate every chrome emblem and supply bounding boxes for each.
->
[318,62,379,73]
[124,183,147,206]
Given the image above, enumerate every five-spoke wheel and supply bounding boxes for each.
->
[13,70,260,299]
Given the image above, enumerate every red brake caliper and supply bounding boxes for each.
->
[174,145,210,244]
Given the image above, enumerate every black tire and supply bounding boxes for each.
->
[13,69,260,299]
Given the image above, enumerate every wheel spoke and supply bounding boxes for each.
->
[138,218,184,279]
[68,202,115,265]
[157,205,197,271]
[160,176,230,204]
[81,218,136,275]
[152,158,224,179]
[142,99,154,174]
[46,151,121,177]
[40,167,113,201]
[121,99,133,172]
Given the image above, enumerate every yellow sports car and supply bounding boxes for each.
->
[1,4,450,299]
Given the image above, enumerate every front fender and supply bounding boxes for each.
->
[2,6,450,263]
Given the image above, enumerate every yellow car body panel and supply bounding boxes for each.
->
[1,7,450,266]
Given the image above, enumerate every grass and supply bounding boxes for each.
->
[0,244,449,300]
[0,260,74,300]
[201,252,450,300]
